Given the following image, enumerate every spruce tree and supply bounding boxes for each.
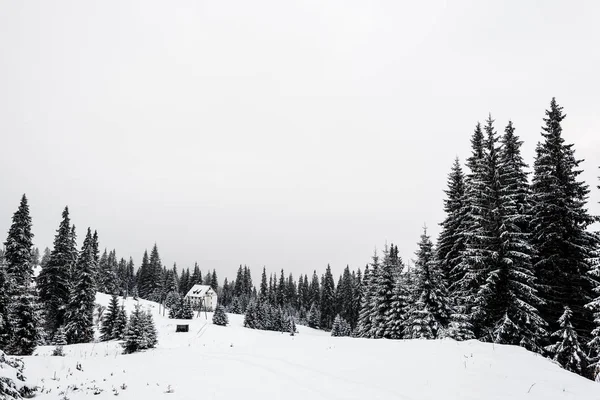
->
[112,306,127,340]
[259,267,268,300]
[8,291,39,355]
[452,122,495,335]
[100,295,120,341]
[436,158,467,292]
[320,265,336,330]
[546,306,587,375]
[357,261,376,337]
[489,121,546,351]
[38,207,76,334]
[64,228,97,344]
[404,228,451,339]
[4,195,35,290]
[213,305,229,326]
[531,98,598,339]
[123,304,145,353]
[308,303,320,329]
[3,195,39,354]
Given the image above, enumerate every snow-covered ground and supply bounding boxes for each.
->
[17,293,600,399]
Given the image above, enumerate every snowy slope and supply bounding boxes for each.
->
[19,293,600,399]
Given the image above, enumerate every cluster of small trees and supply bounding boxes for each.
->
[224,264,362,333]
[243,300,297,334]
[168,297,194,319]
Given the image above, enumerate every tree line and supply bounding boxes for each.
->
[0,98,598,381]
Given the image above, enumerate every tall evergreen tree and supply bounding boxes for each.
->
[4,195,35,290]
[3,195,38,354]
[38,206,74,334]
[452,122,493,334]
[436,158,467,290]
[488,121,546,351]
[530,98,598,338]
[320,265,336,330]
[405,228,451,339]
[259,267,268,300]
[372,245,400,338]
[64,228,97,344]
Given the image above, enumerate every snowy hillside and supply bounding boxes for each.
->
[17,294,599,399]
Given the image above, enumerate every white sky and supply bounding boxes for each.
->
[1,0,599,280]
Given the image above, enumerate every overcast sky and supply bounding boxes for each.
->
[1,0,599,281]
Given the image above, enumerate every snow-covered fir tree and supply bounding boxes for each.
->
[371,245,401,339]
[3,195,40,355]
[122,304,156,354]
[404,227,451,339]
[38,207,77,335]
[319,265,336,330]
[546,306,587,375]
[488,121,546,351]
[213,305,228,326]
[100,294,121,341]
[331,314,351,337]
[530,98,598,340]
[303,303,316,329]
[112,306,128,340]
[356,256,378,337]
[64,228,97,344]
[436,158,467,291]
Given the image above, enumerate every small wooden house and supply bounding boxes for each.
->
[185,284,217,311]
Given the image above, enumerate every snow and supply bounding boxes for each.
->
[16,293,600,399]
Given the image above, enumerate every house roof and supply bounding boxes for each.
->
[185,284,216,298]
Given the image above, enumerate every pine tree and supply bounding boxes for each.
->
[64,228,97,344]
[386,273,408,339]
[452,121,497,335]
[8,291,39,355]
[38,207,76,334]
[436,158,467,290]
[372,245,401,338]
[357,262,376,337]
[112,306,127,340]
[259,267,268,300]
[181,299,194,319]
[404,228,451,339]
[123,304,145,353]
[320,265,336,330]
[308,303,320,329]
[213,305,229,326]
[143,310,157,348]
[0,350,32,399]
[100,295,120,341]
[546,307,587,374]
[3,195,39,354]
[137,250,151,298]
[331,314,351,337]
[4,195,35,290]
[489,121,546,351]
[530,98,598,339]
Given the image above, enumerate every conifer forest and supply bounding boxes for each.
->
[1,98,599,392]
